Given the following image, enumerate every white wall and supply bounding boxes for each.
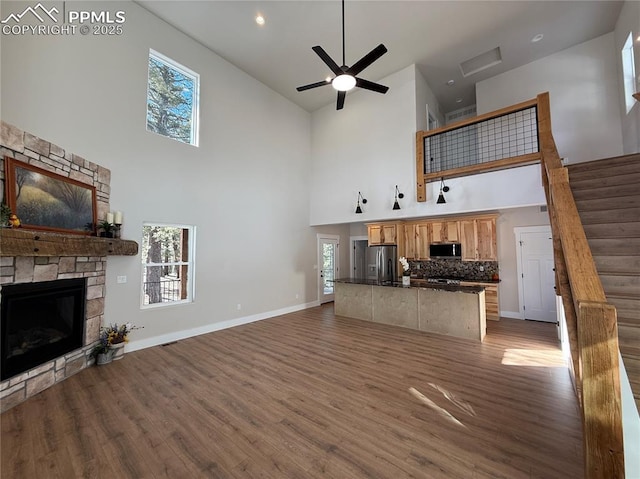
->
[496,206,551,317]
[310,64,418,226]
[0,1,322,347]
[476,33,624,164]
[310,64,546,226]
[415,68,444,132]
[614,1,640,154]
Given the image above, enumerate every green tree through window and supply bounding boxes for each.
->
[141,224,195,307]
[146,50,199,145]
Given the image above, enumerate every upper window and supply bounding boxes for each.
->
[621,33,637,114]
[141,224,195,308]
[147,50,199,145]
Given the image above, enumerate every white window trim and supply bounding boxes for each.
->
[147,49,200,146]
[140,222,196,310]
[621,33,637,114]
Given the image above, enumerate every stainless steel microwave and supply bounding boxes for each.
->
[429,243,461,259]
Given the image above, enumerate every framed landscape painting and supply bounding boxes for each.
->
[4,157,97,235]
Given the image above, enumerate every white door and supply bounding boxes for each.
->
[318,235,339,304]
[515,226,557,322]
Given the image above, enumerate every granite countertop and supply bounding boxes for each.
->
[332,278,484,294]
[410,276,501,284]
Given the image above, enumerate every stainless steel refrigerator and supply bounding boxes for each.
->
[353,241,397,283]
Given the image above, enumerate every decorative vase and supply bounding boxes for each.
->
[402,275,411,286]
[96,352,112,365]
[111,342,125,360]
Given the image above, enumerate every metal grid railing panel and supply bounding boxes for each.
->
[423,106,538,174]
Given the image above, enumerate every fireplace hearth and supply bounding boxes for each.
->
[1,278,86,381]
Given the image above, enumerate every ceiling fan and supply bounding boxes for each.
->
[296,0,389,110]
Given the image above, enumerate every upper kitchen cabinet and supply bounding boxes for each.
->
[416,223,431,260]
[476,218,497,261]
[460,217,497,261]
[367,223,399,246]
[431,221,459,243]
[460,220,477,261]
[402,222,430,260]
[403,224,417,259]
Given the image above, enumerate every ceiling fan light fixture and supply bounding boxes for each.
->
[332,74,356,91]
[295,0,388,110]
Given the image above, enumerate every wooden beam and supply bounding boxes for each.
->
[537,92,563,171]
[421,153,540,184]
[0,228,138,256]
[542,163,582,391]
[578,301,625,479]
[548,168,606,305]
[416,131,426,202]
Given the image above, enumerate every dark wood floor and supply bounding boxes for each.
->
[1,304,583,478]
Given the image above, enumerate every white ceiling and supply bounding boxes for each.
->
[137,1,623,114]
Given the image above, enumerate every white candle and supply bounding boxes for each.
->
[114,211,123,224]
[106,212,114,224]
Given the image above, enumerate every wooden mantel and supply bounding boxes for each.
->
[0,228,138,257]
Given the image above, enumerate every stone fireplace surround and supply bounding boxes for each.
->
[0,121,113,413]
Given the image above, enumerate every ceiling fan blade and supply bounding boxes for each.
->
[355,78,389,94]
[348,44,387,76]
[296,80,330,92]
[337,91,346,110]
[312,46,343,75]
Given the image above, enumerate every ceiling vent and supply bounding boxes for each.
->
[459,47,502,77]
[445,105,477,124]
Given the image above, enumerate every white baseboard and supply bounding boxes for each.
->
[500,310,524,320]
[125,300,321,353]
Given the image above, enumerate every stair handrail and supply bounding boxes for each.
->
[537,92,625,478]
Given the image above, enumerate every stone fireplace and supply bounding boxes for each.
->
[0,121,136,413]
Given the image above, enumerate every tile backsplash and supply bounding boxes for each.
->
[408,259,499,281]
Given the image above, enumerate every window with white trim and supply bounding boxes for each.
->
[621,32,637,114]
[146,49,200,145]
[141,224,195,308]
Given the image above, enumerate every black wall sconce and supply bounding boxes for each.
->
[355,191,367,214]
[436,178,450,204]
[392,185,404,210]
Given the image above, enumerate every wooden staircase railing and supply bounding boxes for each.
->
[538,92,624,478]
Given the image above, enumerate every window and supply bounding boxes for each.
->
[621,33,637,114]
[146,50,199,145]
[141,224,195,308]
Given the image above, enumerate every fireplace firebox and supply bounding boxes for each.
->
[1,278,86,381]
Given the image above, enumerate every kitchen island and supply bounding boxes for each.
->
[333,279,487,341]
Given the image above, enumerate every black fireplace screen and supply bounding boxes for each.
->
[1,278,86,380]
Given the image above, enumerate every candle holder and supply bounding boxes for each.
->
[114,223,122,239]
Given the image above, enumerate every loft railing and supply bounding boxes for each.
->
[415,93,626,477]
[537,92,624,478]
[415,98,542,201]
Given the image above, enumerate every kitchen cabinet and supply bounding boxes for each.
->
[461,281,500,321]
[459,218,497,261]
[368,223,398,246]
[368,214,496,261]
[431,221,459,243]
[460,220,477,261]
[476,218,497,261]
[403,224,417,259]
[416,223,431,260]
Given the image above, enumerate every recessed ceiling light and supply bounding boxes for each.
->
[255,14,265,26]
[531,34,544,43]
[447,79,455,86]
[456,98,463,103]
